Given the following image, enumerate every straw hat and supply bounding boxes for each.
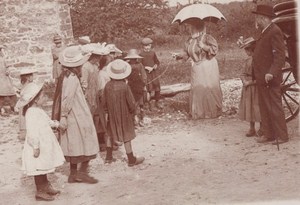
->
[15,83,43,108]
[59,46,91,67]
[106,44,122,54]
[90,43,110,55]
[20,68,38,76]
[141,37,153,45]
[252,4,276,18]
[239,37,256,49]
[78,36,91,45]
[106,59,132,80]
[124,49,143,59]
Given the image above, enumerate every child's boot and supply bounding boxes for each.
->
[126,152,145,167]
[105,147,116,164]
[68,164,82,183]
[44,182,60,195]
[246,122,256,137]
[77,161,98,184]
[35,185,54,201]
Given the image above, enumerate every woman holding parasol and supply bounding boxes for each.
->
[171,4,226,119]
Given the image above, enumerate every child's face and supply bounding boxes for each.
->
[244,48,253,56]
[36,91,48,106]
[143,44,152,52]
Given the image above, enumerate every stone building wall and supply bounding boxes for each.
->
[0,0,74,82]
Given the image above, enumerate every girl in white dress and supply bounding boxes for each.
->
[16,83,65,201]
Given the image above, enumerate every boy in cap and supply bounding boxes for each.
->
[139,37,163,110]
[51,34,65,83]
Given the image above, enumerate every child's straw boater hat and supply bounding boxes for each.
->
[106,44,122,54]
[90,43,110,55]
[78,36,91,45]
[107,59,132,80]
[124,49,143,59]
[141,37,153,45]
[20,68,38,76]
[16,82,44,108]
[59,46,91,67]
[239,37,256,49]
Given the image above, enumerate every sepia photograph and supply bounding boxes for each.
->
[0,0,299,204]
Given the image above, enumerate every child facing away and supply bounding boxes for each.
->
[139,37,163,110]
[237,37,262,137]
[103,59,145,166]
[124,49,147,127]
[18,68,37,140]
[15,83,65,201]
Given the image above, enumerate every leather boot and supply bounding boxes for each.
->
[35,184,54,201]
[68,170,82,183]
[44,182,61,195]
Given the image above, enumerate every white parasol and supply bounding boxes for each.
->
[172,3,226,24]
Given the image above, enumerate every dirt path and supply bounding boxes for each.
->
[0,109,299,205]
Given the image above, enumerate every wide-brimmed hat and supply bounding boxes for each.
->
[124,49,143,59]
[106,44,122,54]
[59,46,91,67]
[20,68,38,76]
[53,34,62,43]
[106,59,132,80]
[252,4,276,17]
[239,37,256,49]
[141,37,153,45]
[90,43,110,55]
[78,36,91,45]
[15,82,44,108]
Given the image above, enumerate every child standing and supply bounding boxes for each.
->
[237,37,262,137]
[104,59,145,166]
[139,37,162,110]
[15,83,64,201]
[0,45,17,116]
[51,34,66,83]
[124,49,147,127]
[18,68,37,140]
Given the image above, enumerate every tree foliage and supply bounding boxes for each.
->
[69,0,169,42]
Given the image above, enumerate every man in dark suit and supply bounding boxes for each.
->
[252,4,289,144]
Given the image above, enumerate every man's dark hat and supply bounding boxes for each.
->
[252,4,276,17]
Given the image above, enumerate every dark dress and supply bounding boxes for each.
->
[127,61,147,104]
[139,50,160,92]
[103,80,136,143]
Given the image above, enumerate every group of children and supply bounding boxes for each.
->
[12,36,164,201]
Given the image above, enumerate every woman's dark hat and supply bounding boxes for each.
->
[252,4,276,17]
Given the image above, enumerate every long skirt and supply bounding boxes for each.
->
[189,58,222,119]
[238,85,261,122]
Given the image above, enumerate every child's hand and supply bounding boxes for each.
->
[59,117,68,133]
[49,120,60,129]
[153,64,157,70]
[33,148,40,158]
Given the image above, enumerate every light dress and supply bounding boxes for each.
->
[182,32,223,119]
[22,107,65,176]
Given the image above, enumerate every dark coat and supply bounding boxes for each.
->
[103,80,136,143]
[252,23,286,87]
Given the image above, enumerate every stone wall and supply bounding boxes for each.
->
[0,0,74,83]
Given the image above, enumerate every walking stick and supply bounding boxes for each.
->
[266,84,280,151]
